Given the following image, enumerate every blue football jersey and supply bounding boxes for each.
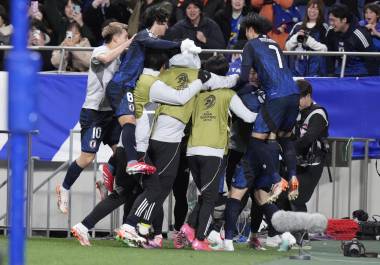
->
[110,29,180,89]
[240,35,299,100]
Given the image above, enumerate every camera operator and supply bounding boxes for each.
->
[290,79,328,213]
[285,0,328,77]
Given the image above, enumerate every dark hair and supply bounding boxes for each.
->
[301,0,325,29]
[328,4,353,24]
[241,12,272,35]
[67,22,81,33]
[296,79,313,97]
[144,6,170,28]
[0,4,9,25]
[144,49,169,70]
[30,18,49,35]
[63,0,82,7]
[364,3,380,21]
[183,0,203,11]
[203,54,229,76]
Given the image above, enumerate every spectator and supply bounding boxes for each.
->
[44,0,95,45]
[175,0,226,20]
[0,4,11,70]
[165,0,226,58]
[0,4,11,45]
[326,3,378,76]
[214,0,252,48]
[51,22,92,72]
[28,19,55,71]
[359,2,380,51]
[28,1,54,40]
[285,0,328,76]
[82,0,132,45]
[227,40,246,75]
[250,0,296,49]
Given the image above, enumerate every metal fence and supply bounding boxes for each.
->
[0,131,376,236]
[1,45,380,77]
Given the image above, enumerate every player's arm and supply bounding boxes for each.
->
[142,36,180,50]
[229,94,258,123]
[149,79,202,105]
[95,35,135,64]
[202,73,239,90]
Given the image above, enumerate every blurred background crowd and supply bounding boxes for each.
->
[0,0,379,76]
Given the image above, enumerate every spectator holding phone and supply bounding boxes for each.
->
[51,22,92,72]
[44,0,95,45]
[0,4,11,45]
[28,19,55,71]
[0,4,11,70]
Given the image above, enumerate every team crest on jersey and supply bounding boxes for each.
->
[204,95,216,109]
[175,73,189,90]
[89,140,97,149]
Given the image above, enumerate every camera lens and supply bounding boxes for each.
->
[349,244,360,257]
[297,35,305,43]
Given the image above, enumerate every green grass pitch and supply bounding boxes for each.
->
[0,237,293,265]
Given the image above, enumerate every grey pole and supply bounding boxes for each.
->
[92,154,97,238]
[5,133,11,236]
[26,133,33,238]
[347,140,353,218]
[340,55,347,78]
[58,48,65,73]
[68,129,74,237]
[331,140,337,218]
[47,173,51,237]
[361,140,369,211]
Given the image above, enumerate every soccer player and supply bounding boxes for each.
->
[239,13,300,203]
[116,51,240,247]
[56,22,133,214]
[70,49,207,247]
[105,6,183,175]
[174,55,258,251]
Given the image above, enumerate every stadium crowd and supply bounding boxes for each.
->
[0,0,377,252]
[0,0,379,74]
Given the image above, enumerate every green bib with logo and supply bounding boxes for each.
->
[188,88,236,149]
[156,67,199,124]
[134,74,159,119]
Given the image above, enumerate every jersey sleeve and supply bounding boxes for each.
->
[149,79,202,105]
[229,94,257,123]
[91,46,108,65]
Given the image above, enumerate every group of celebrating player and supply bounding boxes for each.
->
[55,6,303,251]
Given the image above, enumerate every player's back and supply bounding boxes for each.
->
[243,36,299,100]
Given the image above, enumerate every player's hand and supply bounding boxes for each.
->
[181,38,202,54]
[198,69,211,83]
[298,29,305,36]
[125,34,136,48]
[196,31,207,44]
[72,11,84,27]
